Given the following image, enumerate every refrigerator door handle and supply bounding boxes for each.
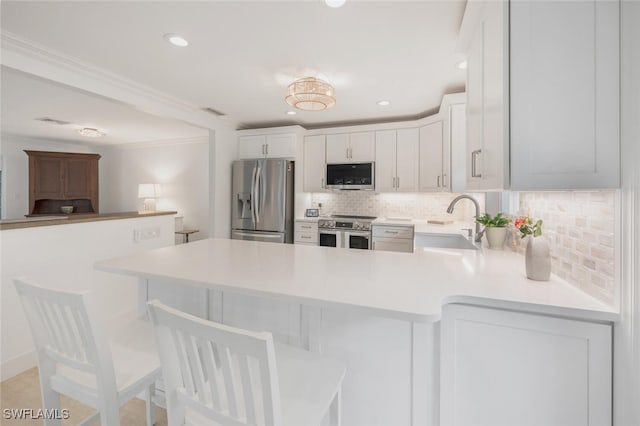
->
[254,165,262,224]
[251,166,258,226]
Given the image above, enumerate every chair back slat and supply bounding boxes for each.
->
[148,300,283,426]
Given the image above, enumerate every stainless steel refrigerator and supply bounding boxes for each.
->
[231,159,294,244]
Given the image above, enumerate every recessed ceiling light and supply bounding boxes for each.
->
[77,128,105,138]
[164,33,189,47]
[456,60,468,70]
[325,0,346,8]
[377,100,391,106]
[286,111,297,116]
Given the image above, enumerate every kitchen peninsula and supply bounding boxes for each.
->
[96,238,617,426]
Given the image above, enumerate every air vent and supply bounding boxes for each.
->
[201,107,225,117]
[35,117,72,126]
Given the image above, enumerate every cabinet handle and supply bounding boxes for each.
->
[346,147,349,159]
[321,177,324,189]
[396,176,400,188]
[392,177,396,188]
[301,225,312,229]
[437,175,441,187]
[471,149,482,178]
[262,144,265,155]
[443,173,447,187]
[265,144,269,155]
[384,230,399,234]
[349,147,353,159]
[301,235,311,239]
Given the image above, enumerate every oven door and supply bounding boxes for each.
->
[319,229,342,248]
[345,231,371,250]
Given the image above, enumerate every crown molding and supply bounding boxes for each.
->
[109,136,210,150]
[0,31,220,130]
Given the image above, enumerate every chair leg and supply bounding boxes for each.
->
[146,383,156,426]
[38,364,62,426]
[329,388,342,426]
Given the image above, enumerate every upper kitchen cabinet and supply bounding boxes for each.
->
[26,150,100,215]
[459,0,620,191]
[303,135,326,192]
[326,132,375,163]
[460,0,509,191]
[238,133,297,159]
[510,0,620,190]
[419,121,444,191]
[376,129,419,192]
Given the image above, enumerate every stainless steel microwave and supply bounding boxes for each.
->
[325,162,375,190]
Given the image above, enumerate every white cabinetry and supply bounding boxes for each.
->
[462,0,509,191]
[419,122,444,191]
[294,221,318,245]
[372,224,415,253]
[441,304,612,426]
[238,133,296,159]
[375,129,419,192]
[303,135,326,192]
[509,0,620,189]
[326,132,375,163]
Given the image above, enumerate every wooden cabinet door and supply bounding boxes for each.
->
[32,156,64,198]
[510,0,619,189]
[419,122,443,191]
[325,133,350,163]
[303,135,326,192]
[396,128,419,192]
[349,132,375,162]
[441,304,612,426]
[64,158,92,198]
[374,130,397,192]
[238,135,267,159]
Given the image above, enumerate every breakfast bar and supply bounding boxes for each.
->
[95,238,617,426]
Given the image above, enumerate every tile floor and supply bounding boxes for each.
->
[0,368,168,425]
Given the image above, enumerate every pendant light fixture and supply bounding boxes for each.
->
[285,77,336,111]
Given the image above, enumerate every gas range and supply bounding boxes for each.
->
[318,215,377,231]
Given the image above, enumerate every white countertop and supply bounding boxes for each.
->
[95,238,617,323]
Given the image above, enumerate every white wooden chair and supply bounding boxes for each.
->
[147,300,346,426]
[14,277,161,426]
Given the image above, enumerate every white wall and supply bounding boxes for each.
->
[99,138,211,242]
[614,1,640,424]
[0,214,175,380]
[210,123,237,239]
[0,135,96,219]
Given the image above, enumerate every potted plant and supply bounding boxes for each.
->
[514,216,550,281]
[475,212,511,249]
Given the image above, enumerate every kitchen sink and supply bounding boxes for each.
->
[414,233,479,250]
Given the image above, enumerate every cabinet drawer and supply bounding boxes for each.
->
[295,222,318,233]
[372,239,413,253]
[295,232,318,244]
[372,225,414,240]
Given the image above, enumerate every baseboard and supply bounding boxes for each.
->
[1,351,37,381]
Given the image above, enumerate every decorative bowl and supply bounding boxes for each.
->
[60,206,74,214]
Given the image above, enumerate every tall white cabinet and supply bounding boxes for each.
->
[376,129,419,192]
[509,0,620,189]
[303,135,326,192]
[419,122,444,191]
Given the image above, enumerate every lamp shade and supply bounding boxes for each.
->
[138,183,161,198]
[285,77,336,111]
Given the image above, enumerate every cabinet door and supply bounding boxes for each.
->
[64,158,92,198]
[396,128,419,192]
[265,134,296,158]
[510,0,619,189]
[326,133,350,163]
[238,135,266,159]
[419,122,443,191]
[349,132,375,162]
[448,103,467,192]
[32,156,64,198]
[372,239,413,253]
[303,135,326,192]
[465,26,484,190]
[375,130,397,192]
[480,0,508,190]
[441,304,612,426]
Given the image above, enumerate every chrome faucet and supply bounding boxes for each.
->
[446,195,483,243]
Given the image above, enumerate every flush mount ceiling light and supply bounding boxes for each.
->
[163,33,189,47]
[377,100,391,106]
[285,77,336,111]
[77,128,105,138]
[325,0,346,8]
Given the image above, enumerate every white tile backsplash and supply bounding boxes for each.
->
[517,191,617,305]
[307,191,485,222]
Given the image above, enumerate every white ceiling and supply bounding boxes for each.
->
[0,0,467,133]
[1,67,209,145]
